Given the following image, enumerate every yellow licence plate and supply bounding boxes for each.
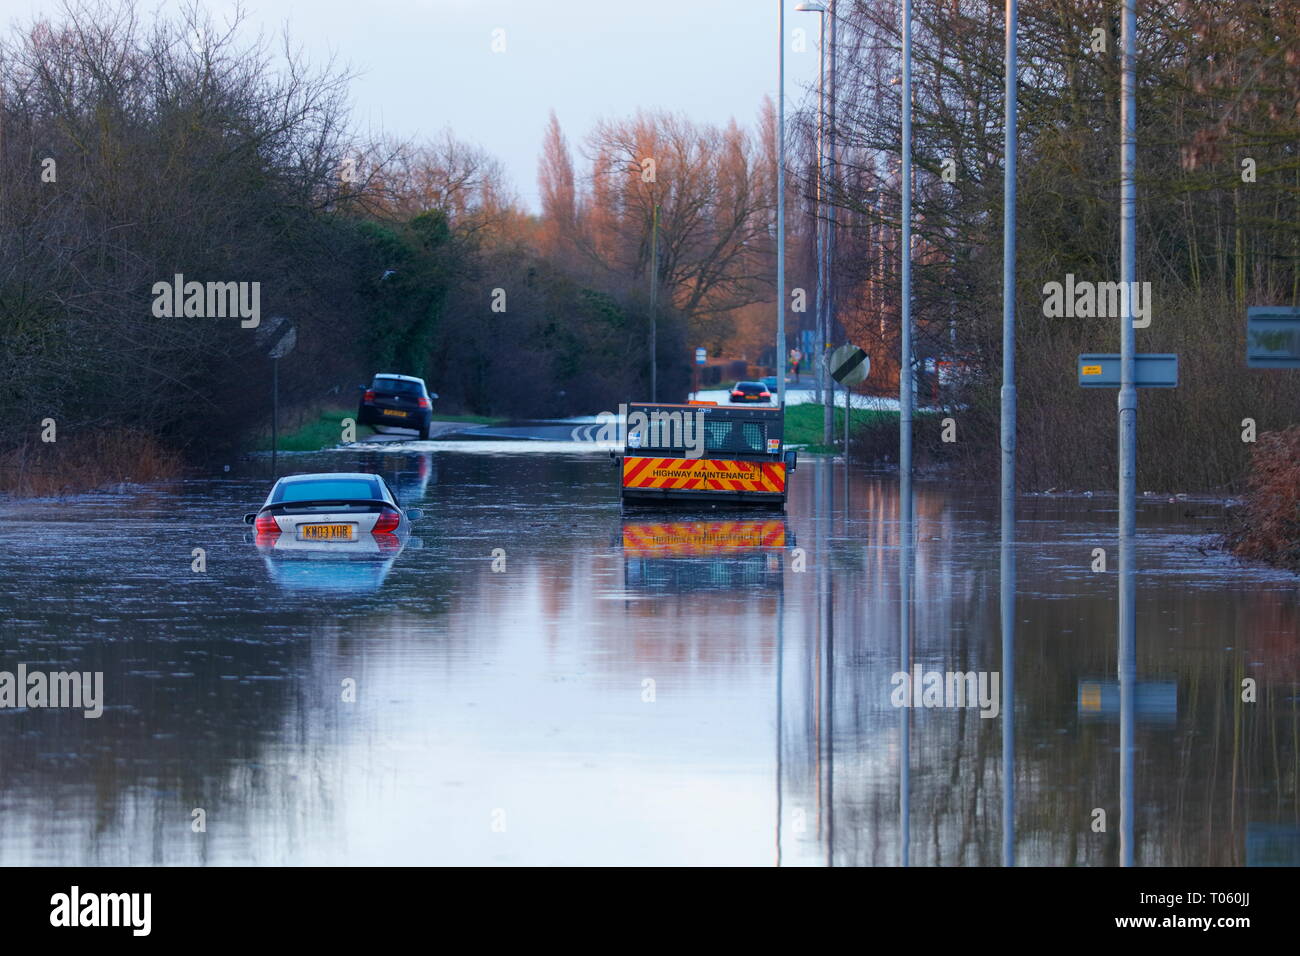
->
[301,524,353,540]
[382,409,408,417]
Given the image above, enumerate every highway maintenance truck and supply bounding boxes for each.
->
[614,401,797,509]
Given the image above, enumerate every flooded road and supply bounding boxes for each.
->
[0,445,1296,866]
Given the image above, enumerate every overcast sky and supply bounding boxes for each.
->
[11,0,823,211]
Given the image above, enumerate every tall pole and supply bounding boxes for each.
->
[898,0,914,870]
[815,10,830,442]
[1118,0,1138,869]
[828,1,839,447]
[999,0,1018,869]
[650,202,659,402]
[904,5,915,502]
[776,1,787,409]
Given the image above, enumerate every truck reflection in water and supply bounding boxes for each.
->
[621,518,792,591]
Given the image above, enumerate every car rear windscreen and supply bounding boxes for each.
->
[372,377,424,396]
[274,478,378,503]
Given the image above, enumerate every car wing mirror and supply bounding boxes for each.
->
[783,449,798,471]
[427,392,439,400]
[405,508,423,522]
[243,512,258,524]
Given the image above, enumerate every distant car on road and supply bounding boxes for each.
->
[729,381,772,404]
[357,373,437,440]
[243,472,422,545]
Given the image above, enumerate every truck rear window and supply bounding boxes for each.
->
[704,420,767,453]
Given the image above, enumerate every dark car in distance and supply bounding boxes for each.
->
[357,374,438,440]
[729,381,772,404]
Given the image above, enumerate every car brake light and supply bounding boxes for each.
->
[731,390,743,396]
[760,391,770,398]
[254,513,280,535]
[372,508,401,534]
[363,389,376,403]
[417,396,430,408]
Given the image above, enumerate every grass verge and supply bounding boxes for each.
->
[783,402,902,454]
[258,406,505,451]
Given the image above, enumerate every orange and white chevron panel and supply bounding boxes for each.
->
[621,457,786,494]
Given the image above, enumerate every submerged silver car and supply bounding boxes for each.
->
[243,472,422,545]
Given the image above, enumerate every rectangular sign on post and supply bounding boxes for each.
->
[1246,307,1300,369]
[1077,353,1178,388]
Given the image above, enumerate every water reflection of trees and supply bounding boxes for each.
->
[782,471,1299,866]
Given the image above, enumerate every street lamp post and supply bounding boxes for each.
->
[828,1,838,450]
[649,202,659,402]
[796,1,830,442]
[899,0,914,869]
[1118,0,1138,870]
[1000,0,1019,870]
[776,1,788,409]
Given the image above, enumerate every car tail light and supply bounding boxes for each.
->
[760,391,770,398]
[372,508,401,534]
[731,390,743,397]
[254,513,280,535]
[363,389,376,403]
[417,396,430,408]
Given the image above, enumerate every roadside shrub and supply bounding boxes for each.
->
[0,428,184,497]
[1224,426,1300,570]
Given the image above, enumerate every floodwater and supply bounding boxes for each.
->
[0,444,1296,866]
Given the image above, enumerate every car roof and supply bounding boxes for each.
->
[276,473,382,483]
[373,373,425,383]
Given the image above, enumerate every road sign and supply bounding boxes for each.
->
[829,345,870,386]
[257,315,296,359]
[1077,679,1177,723]
[1077,353,1178,388]
[694,347,707,365]
[1246,306,1300,369]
